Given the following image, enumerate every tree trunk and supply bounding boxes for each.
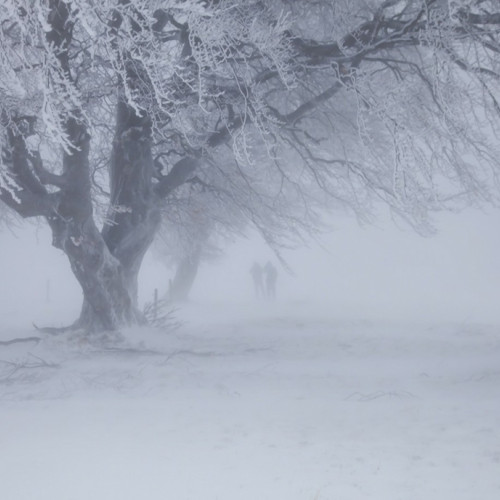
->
[101,100,161,307]
[63,104,160,331]
[43,118,140,332]
[169,246,202,301]
[65,4,160,331]
[60,223,140,332]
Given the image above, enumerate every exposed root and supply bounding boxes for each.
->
[0,336,41,346]
[32,323,75,335]
[31,298,180,338]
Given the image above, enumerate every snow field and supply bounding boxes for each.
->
[1,301,499,500]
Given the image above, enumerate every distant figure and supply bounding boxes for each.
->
[250,262,264,297]
[264,261,278,299]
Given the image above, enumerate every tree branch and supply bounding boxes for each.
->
[29,151,67,188]
[458,10,500,25]
[155,157,200,198]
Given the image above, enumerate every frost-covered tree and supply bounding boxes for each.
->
[1,0,499,331]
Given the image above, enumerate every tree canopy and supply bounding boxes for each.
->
[1,0,499,330]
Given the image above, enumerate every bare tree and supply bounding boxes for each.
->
[1,0,499,331]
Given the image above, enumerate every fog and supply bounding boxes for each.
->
[2,207,499,327]
[2,210,500,500]
[185,209,500,324]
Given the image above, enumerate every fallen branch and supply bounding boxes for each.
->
[0,354,59,385]
[345,390,417,401]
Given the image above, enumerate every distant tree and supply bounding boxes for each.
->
[1,0,499,331]
[156,186,226,302]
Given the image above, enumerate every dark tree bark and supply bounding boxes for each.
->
[50,103,159,331]
[70,6,160,329]
[102,103,161,301]
[47,117,139,332]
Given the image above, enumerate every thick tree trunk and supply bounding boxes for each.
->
[102,101,161,307]
[60,224,140,332]
[61,109,160,331]
[44,118,140,332]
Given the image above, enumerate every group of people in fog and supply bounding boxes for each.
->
[250,261,278,299]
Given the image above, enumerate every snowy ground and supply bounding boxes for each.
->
[1,300,499,500]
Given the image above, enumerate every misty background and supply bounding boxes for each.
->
[2,207,499,328]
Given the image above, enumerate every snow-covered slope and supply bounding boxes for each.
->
[1,301,499,500]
